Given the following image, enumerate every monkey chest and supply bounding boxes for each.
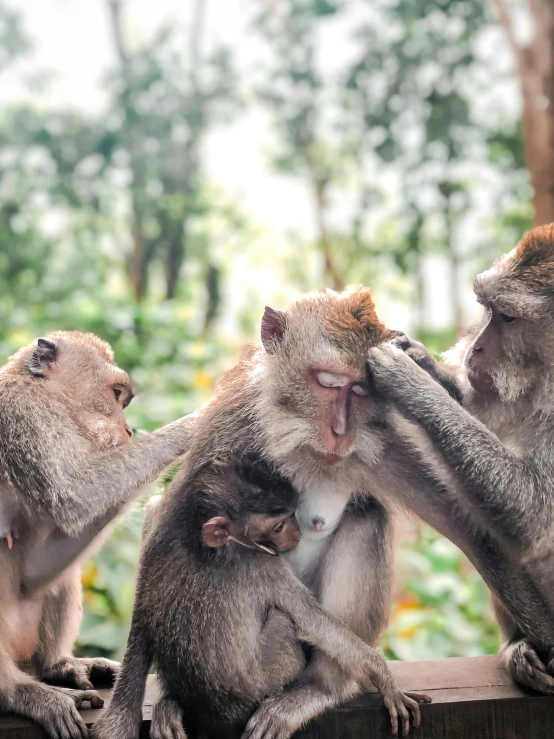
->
[286,482,352,586]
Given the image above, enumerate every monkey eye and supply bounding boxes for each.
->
[273,520,286,533]
[314,371,350,389]
[500,313,516,324]
[352,384,368,397]
[113,387,122,401]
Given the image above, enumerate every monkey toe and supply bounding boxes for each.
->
[509,642,554,695]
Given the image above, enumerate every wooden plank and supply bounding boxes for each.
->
[1,655,554,738]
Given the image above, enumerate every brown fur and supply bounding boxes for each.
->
[0,332,193,738]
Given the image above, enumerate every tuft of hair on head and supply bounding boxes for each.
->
[322,287,394,363]
[475,224,554,312]
[46,331,116,363]
[506,224,554,297]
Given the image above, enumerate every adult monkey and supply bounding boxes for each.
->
[0,331,192,738]
[145,289,403,739]
[367,223,554,695]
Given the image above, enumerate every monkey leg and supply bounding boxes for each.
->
[259,608,306,694]
[243,655,360,739]
[33,568,119,690]
[243,502,395,739]
[150,695,188,739]
[0,638,100,739]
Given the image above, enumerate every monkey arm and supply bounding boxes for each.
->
[0,386,198,536]
[272,566,397,693]
[391,333,463,403]
[367,344,550,543]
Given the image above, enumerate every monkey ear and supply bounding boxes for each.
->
[261,307,287,354]
[26,338,58,377]
[202,516,232,548]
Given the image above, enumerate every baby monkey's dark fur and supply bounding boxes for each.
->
[93,457,428,739]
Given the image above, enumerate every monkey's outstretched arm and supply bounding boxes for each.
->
[271,568,429,736]
[367,344,550,544]
[0,389,198,536]
[273,565,426,696]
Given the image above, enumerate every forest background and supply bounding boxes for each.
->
[0,0,548,662]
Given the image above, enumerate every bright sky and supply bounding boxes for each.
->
[3,0,523,333]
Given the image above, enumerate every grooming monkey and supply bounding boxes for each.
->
[0,332,193,738]
[92,456,428,739]
[366,223,554,694]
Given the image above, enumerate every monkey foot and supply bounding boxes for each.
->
[42,657,120,691]
[508,640,554,695]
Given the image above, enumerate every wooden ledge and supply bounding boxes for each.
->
[1,655,553,738]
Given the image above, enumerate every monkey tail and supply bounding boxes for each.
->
[92,612,154,739]
[503,638,554,695]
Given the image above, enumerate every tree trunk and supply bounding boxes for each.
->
[491,0,554,226]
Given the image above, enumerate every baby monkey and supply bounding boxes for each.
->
[93,457,429,739]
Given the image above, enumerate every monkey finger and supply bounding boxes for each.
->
[397,700,410,737]
[383,699,398,735]
[403,696,421,728]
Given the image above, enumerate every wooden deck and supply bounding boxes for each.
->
[1,655,554,738]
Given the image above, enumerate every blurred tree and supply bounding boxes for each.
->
[105,0,238,309]
[345,0,490,335]
[489,0,554,226]
[253,0,363,291]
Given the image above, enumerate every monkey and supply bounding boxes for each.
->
[365,223,554,695]
[90,288,430,739]
[0,331,193,739]
[92,456,429,739]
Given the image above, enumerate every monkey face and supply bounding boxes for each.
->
[255,509,302,553]
[468,239,551,402]
[18,331,135,449]
[259,289,393,467]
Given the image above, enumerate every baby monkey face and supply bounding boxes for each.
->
[247,508,301,554]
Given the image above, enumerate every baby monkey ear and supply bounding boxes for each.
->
[202,516,232,548]
[261,307,287,354]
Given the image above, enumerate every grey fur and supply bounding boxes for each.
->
[366,260,554,694]
[92,458,428,739]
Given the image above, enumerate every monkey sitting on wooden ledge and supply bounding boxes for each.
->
[0,331,194,739]
[92,456,430,739]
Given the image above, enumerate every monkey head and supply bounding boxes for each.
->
[465,225,554,402]
[257,288,394,473]
[5,331,134,448]
[197,457,301,555]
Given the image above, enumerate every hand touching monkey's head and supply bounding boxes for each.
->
[4,331,134,448]
[257,288,394,473]
[463,225,554,403]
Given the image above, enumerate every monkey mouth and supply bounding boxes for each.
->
[467,367,495,393]
[311,450,348,465]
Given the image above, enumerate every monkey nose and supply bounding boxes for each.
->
[312,516,325,532]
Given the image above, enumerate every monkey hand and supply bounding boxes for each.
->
[380,685,431,737]
[366,343,431,405]
[242,695,298,739]
[390,333,439,374]
[41,657,120,691]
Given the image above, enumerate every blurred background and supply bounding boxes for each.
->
[1,0,546,662]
